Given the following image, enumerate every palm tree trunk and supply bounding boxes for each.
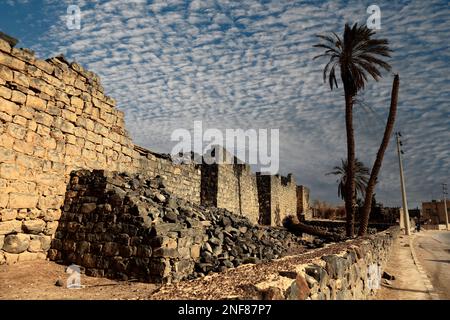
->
[358,75,399,236]
[283,216,345,242]
[344,92,356,238]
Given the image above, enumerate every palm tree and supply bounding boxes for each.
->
[326,158,370,201]
[326,158,370,235]
[314,23,392,237]
[358,75,399,236]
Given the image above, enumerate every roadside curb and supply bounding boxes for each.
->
[409,234,440,300]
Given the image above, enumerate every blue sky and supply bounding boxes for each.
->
[1,0,449,208]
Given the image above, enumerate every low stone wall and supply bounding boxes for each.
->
[152,226,400,300]
[304,219,393,233]
[134,147,201,205]
[274,226,400,300]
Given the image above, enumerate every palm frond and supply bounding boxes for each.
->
[314,22,392,95]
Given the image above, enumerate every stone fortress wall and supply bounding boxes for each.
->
[0,36,308,265]
[297,185,311,220]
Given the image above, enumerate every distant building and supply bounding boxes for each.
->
[422,200,450,224]
[408,207,421,219]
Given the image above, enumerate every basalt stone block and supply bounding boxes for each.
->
[137,245,152,258]
[86,268,104,277]
[128,257,150,276]
[111,256,128,273]
[149,258,171,277]
[76,241,90,255]
[90,243,103,255]
[103,242,119,256]
[304,265,329,290]
[322,255,348,279]
[153,247,179,258]
[119,245,135,257]
[82,253,97,268]
[116,233,130,245]
[47,248,59,261]
[130,236,144,246]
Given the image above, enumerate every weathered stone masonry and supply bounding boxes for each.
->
[256,173,297,226]
[0,37,201,264]
[152,226,400,299]
[51,169,306,283]
[0,36,305,265]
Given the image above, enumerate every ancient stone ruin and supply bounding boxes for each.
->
[0,35,310,277]
[51,170,306,283]
[0,34,401,300]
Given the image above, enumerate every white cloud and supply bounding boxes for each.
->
[15,0,448,208]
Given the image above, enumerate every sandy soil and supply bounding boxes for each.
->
[375,234,431,300]
[0,241,354,300]
[0,260,159,300]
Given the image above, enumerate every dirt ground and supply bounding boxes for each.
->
[0,240,353,300]
[374,234,432,300]
[0,260,159,300]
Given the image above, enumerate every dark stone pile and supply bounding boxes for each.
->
[106,172,307,277]
[191,208,306,278]
[52,170,307,283]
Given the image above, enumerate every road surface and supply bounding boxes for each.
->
[413,231,450,299]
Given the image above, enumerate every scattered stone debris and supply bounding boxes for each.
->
[191,208,306,277]
[382,271,396,280]
[52,170,321,283]
[55,279,64,287]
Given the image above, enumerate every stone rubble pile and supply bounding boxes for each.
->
[191,208,305,278]
[52,170,307,283]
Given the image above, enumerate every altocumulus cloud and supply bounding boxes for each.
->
[1,0,449,207]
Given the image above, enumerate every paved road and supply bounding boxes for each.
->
[413,231,450,299]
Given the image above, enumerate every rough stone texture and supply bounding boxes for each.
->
[201,146,260,224]
[0,39,202,261]
[0,37,309,264]
[151,226,400,300]
[2,233,30,253]
[287,273,311,300]
[256,173,297,226]
[297,185,311,220]
[51,170,307,283]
